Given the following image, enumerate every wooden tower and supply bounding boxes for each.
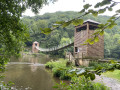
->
[74,19,104,59]
[32,41,39,53]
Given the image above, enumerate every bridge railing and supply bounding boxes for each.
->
[35,39,74,52]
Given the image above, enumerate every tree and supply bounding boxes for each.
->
[0,0,56,70]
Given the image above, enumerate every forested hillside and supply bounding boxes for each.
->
[22,11,120,58]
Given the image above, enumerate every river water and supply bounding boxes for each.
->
[3,55,58,90]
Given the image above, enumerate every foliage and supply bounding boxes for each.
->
[54,76,109,90]
[0,0,56,88]
[0,80,14,90]
[45,58,72,80]
[88,61,110,70]
[68,60,120,81]
[45,58,67,69]
[0,0,57,67]
[46,59,120,82]
[46,60,110,89]
[52,68,71,80]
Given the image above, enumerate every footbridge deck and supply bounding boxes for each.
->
[36,42,74,52]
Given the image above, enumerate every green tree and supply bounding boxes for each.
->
[0,0,56,70]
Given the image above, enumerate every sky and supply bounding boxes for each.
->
[22,0,120,16]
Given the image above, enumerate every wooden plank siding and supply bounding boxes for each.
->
[74,20,104,59]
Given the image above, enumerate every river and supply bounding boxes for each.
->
[3,54,58,90]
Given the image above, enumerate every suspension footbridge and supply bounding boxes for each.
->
[33,40,74,52]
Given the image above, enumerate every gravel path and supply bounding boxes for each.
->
[94,75,120,90]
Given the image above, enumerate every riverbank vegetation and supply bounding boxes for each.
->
[79,60,120,82]
[45,59,110,90]
[45,58,72,80]
[54,76,109,90]
[87,61,111,70]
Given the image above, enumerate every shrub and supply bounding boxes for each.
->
[52,67,71,80]
[45,58,71,80]
[45,58,67,69]
[54,76,110,90]
[52,68,63,77]
[45,61,54,69]
[88,61,110,69]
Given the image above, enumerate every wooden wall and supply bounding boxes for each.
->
[74,22,104,59]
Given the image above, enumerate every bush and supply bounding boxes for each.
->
[45,58,67,69]
[45,61,54,69]
[45,58,71,80]
[54,76,110,90]
[88,61,110,69]
[52,67,71,80]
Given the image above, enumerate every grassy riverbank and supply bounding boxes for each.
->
[103,70,120,81]
[45,59,110,90]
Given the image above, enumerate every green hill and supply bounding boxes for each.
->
[22,11,120,58]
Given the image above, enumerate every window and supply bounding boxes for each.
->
[89,25,98,30]
[35,43,37,46]
[75,47,78,52]
[76,25,87,32]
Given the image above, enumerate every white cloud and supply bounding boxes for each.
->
[22,0,120,16]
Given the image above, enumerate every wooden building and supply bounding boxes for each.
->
[32,41,39,53]
[74,19,104,59]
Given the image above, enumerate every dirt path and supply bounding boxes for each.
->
[94,75,120,90]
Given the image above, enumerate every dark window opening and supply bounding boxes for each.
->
[35,43,37,46]
[76,25,87,32]
[89,25,98,30]
[75,47,78,52]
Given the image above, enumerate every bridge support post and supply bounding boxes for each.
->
[32,41,39,53]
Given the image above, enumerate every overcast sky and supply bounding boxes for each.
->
[22,0,120,16]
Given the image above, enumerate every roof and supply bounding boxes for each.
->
[84,19,100,24]
[75,19,101,27]
[33,41,38,43]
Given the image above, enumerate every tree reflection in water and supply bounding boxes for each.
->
[3,55,56,90]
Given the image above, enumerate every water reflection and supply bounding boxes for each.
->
[10,54,51,64]
[3,55,56,90]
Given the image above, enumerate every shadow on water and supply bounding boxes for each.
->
[3,54,60,90]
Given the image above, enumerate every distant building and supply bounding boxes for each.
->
[32,41,39,53]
